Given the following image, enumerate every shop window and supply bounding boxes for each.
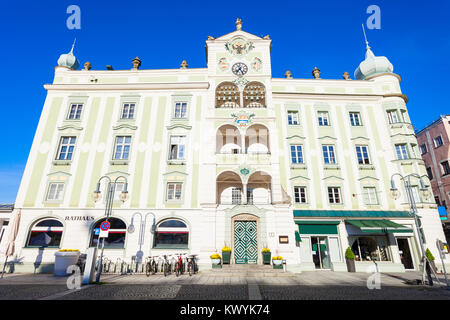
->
[349,236,391,261]
[154,219,189,249]
[90,218,126,249]
[27,218,64,248]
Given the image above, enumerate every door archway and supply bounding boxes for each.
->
[231,214,260,264]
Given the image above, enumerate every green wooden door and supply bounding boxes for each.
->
[234,221,258,264]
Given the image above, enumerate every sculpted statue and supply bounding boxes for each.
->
[180,60,188,69]
[285,70,293,79]
[236,18,242,31]
[83,62,92,70]
[132,57,141,70]
[312,67,321,79]
[343,72,351,80]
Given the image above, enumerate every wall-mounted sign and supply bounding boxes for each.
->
[279,236,289,244]
[65,216,95,221]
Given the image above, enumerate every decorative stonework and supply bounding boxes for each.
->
[180,60,188,69]
[343,72,351,80]
[83,62,92,70]
[312,67,321,79]
[132,57,141,70]
[218,57,229,72]
[232,77,249,90]
[235,18,242,31]
[231,110,255,129]
[225,37,255,57]
[251,57,262,72]
[285,70,293,79]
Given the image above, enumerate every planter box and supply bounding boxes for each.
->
[222,251,231,264]
[273,259,283,269]
[54,251,80,276]
[346,258,356,272]
[211,259,222,269]
[262,252,271,265]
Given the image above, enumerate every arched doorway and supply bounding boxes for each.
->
[231,214,260,264]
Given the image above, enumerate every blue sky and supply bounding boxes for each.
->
[0,0,449,203]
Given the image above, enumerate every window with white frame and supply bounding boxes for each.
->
[121,103,135,119]
[322,145,336,164]
[113,136,131,160]
[349,112,361,126]
[395,144,409,160]
[167,183,183,201]
[27,219,64,247]
[294,186,307,204]
[363,187,378,205]
[442,161,450,175]
[67,104,83,120]
[420,144,428,155]
[433,136,444,148]
[290,145,304,164]
[287,111,299,125]
[355,145,371,164]
[174,102,188,118]
[232,187,242,204]
[169,136,186,160]
[328,187,341,204]
[318,111,329,126]
[56,137,77,160]
[46,183,65,201]
[387,110,400,124]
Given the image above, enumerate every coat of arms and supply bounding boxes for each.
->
[225,37,254,56]
[231,111,255,129]
[218,57,229,71]
[251,57,262,72]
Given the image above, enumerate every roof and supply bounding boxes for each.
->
[415,115,450,135]
[0,204,14,212]
[293,210,412,218]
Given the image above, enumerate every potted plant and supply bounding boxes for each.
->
[345,247,356,272]
[262,248,271,265]
[425,248,437,272]
[54,249,80,276]
[210,253,222,269]
[222,247,231,264]
[272,256,283,269]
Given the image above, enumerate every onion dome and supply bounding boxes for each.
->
[354,44,393,80]
[57,40,80,70]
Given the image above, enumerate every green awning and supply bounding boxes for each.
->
[346,219,413,234]
[293,210,411,218]
[296,221,339,235]
[295,231,302,242]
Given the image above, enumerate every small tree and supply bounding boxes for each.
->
[345,247,355,260]
[425,248,435,261]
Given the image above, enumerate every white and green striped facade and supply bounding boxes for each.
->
[4,24,449,273]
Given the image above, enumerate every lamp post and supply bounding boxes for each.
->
[390,173,431,285]
[128,212,156,262]
[92,175,129,283]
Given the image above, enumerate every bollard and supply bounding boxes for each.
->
[282,259,287,272]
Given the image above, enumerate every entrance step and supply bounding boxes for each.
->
[200,264,292,276]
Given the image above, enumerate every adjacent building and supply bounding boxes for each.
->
[1,19,448,273]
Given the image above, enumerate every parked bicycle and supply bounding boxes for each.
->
[187,254,198,276]
[145,256,157,277]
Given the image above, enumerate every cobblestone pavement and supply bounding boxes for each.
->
[1,271,450,300]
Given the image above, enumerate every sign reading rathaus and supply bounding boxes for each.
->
[4,18,449,273]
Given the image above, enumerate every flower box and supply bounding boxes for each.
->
[211,258,222,268]
[222,251,231,264]
[272,256,283,269]
[262,252,271,265]
[54,251,80,276]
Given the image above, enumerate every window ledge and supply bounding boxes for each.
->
[168,160,186,165]
[358,164,375,170]
[290,163,307,169]
[324,164,340,170]
[110,160,129,165]
[53,160,72,166]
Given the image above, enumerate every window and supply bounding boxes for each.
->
[167,183,183,201]
[318,112,329,126]
[67,104,83,120]
[90,218,126,249]
[427,167,434,180]
[154,219,189,249]
[410,186,421,203]
[287,111,299,125]
[420,144,428,155]
[247,188,253,205]
[434,136,444,148]
[322,145,336,164]
[113,136,131,160]
[294,187,307,204]
[349,112,361,126]
[169,136,186,160]
[46,183,65,201]
[121,103,135,119]
[57,137,76,160]
[442,161,450,176]
[290,145,304,164]
[363,187,378,205]
[387,110,400,124]
[174,102,188,118]
[232,187,242,205]
[27,219,63,247]
[435,196,441,206]
[395,144,408,160]
[355,145,371,164]
[328,187,341,204]
[113,182,125,201]
[349,236,390,261]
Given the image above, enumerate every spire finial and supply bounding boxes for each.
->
[361,24,370,49]
[70,38,77,54]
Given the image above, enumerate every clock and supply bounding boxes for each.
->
[232,62,248,76]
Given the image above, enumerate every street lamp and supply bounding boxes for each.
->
[128,212,156,263]
[390,173,431,285]
[92,175,129,283]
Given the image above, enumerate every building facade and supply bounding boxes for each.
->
[416,115,450,240]
[1,20,449,273]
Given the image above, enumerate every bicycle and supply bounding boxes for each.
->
[187,254,198,276]
[175,253,188,276]
[162,255,171,277]
[145,256,157,277]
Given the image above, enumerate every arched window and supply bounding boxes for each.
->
[90,217,126,249]
[216,82,240,108]
[153,219,189,249]
[27,218,63,247]
[243,82,266,108]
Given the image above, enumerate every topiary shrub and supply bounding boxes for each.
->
[345,247,355,260]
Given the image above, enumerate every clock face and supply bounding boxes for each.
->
[232,62,248,76]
